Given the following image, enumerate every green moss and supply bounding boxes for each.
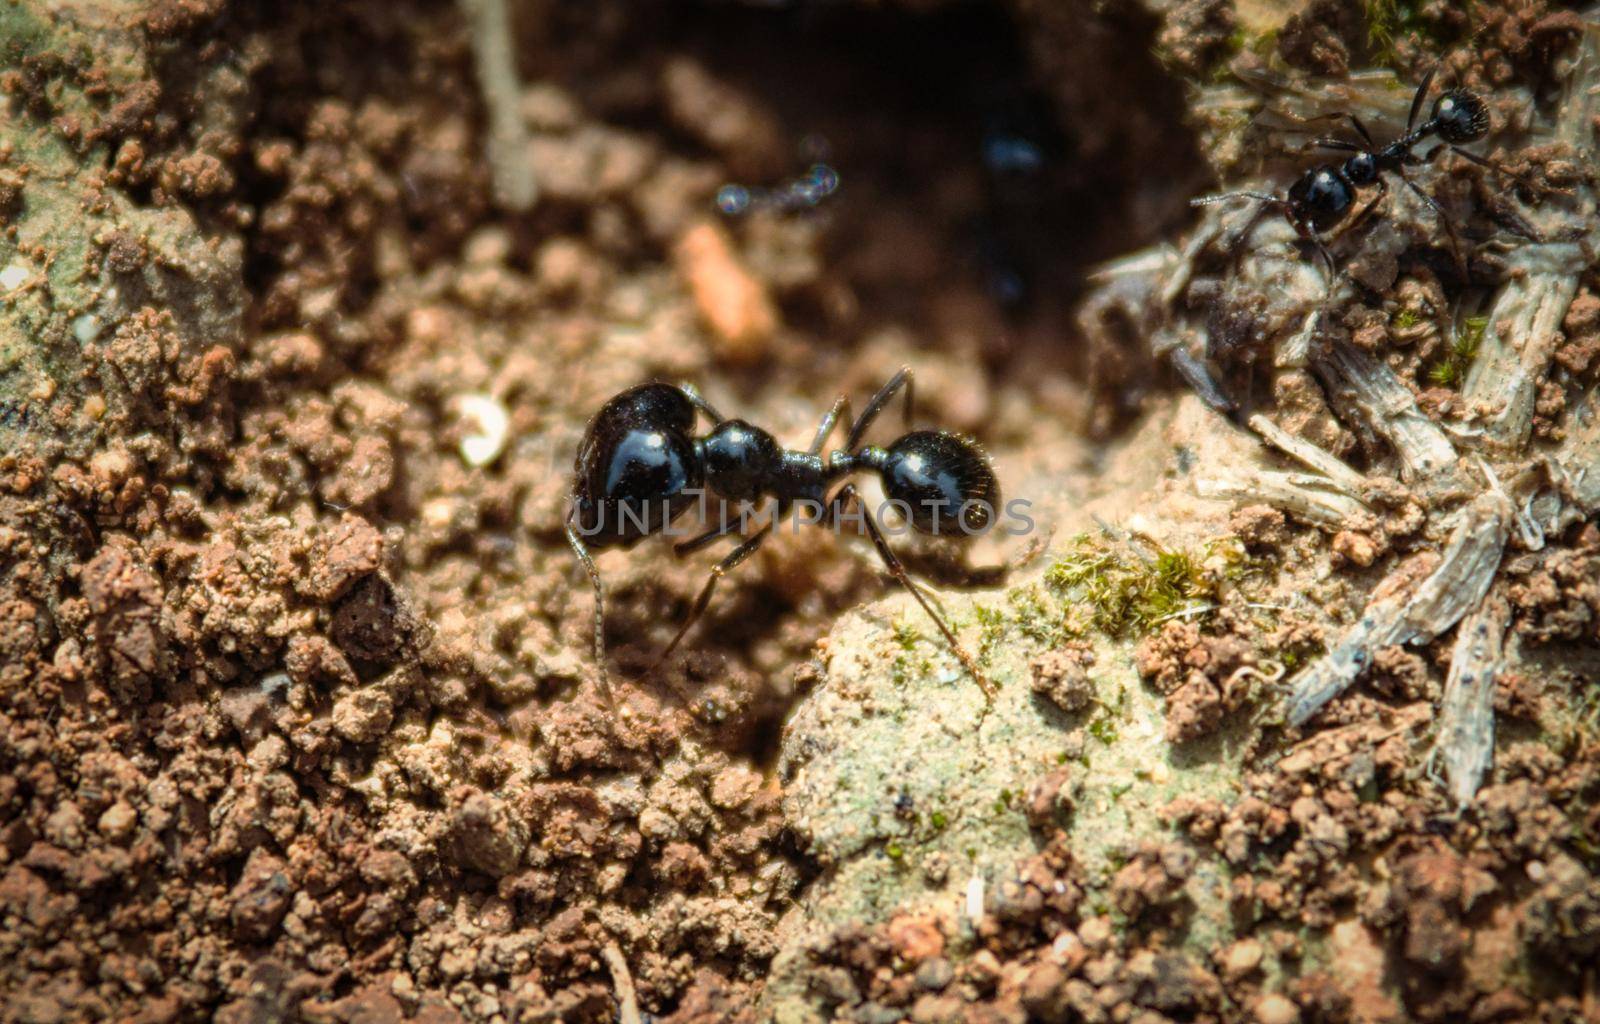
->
[1085,683,1131,744]
[892,619,922,652]
[889,617,935,686]
[1206,25,1279,84]
[1427,315,1488,389]
[1392,308,1422,330]
[1008,586,1063,644]
[1044,534,1223,638]
[973,603,1007,663]
[1363,0,1432,66]
[1550,684,1600,761]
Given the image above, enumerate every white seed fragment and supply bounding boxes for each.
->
[72,314,100,344]
[456,393,510,467]
[0,263,29,290]
[965,873,985,925]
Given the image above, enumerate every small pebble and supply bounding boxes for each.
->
[97,801,137,844]
[1255,993,1300,1024]
[673,219,777,365]
[1221,938,1264,980]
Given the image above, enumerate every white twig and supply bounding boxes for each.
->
[1247,413,1368,494]
[461,0,538,211]
[1287,491,1510,725]
[1314,341,1458,485]
[1460,274,1581,450]
[1555,383,1600,514]
[1431,595,1510,805]
[1197,470,1368,529]
[601,942,642,1024]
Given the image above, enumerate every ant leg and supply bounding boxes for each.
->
[1285,210,1340,290]
[1399,171,1468,276]
[1342,175,1389,235]
[1408,66,1438,135]
[674,510,743,556]
[830,482,994,701]
[1312,138,1365,154]
[1312,239,1339,288]
[1346,114,1375,149]
[809,395,854,456]
[678,383,725,425]
[1448,146,1542,194]
[649,522,773,674]
[847,366,914,449]
[1296,111,1373,149]
[565,510,614,709]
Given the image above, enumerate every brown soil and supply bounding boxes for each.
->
[1,1,1596,1023]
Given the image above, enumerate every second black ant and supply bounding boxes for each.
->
[1194,68,1519,277]
[564,368,1002,706]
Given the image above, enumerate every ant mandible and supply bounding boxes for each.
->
[564,368,1000,705]
[1193,68,1499,276]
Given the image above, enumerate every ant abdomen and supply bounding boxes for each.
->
[1433,90,1489,145]
[875,430,1001,535]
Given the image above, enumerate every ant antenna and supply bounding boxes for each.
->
[565,507,615,710]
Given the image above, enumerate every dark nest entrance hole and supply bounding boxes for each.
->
[529,0,1202,384]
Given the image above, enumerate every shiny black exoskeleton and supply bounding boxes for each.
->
[1195,69,1498,274]
[566,367,1000,701]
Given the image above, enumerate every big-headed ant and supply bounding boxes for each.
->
[565,368,1000,704]
[1194,69,1506,275]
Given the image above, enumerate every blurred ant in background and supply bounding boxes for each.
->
[715,162,840,216]
[1193,68,1526,277]
[716,136,841,216]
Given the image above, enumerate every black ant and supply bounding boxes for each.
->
[1194,68,1507,276]
[564,368,1000,705]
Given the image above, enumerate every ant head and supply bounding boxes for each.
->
[1433,90,1488,145]
[877,430,1000,536]
[1342,151,1378,186]
[573,383,704,544]
[701,419,779,502]
[1288,167,1356,231]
